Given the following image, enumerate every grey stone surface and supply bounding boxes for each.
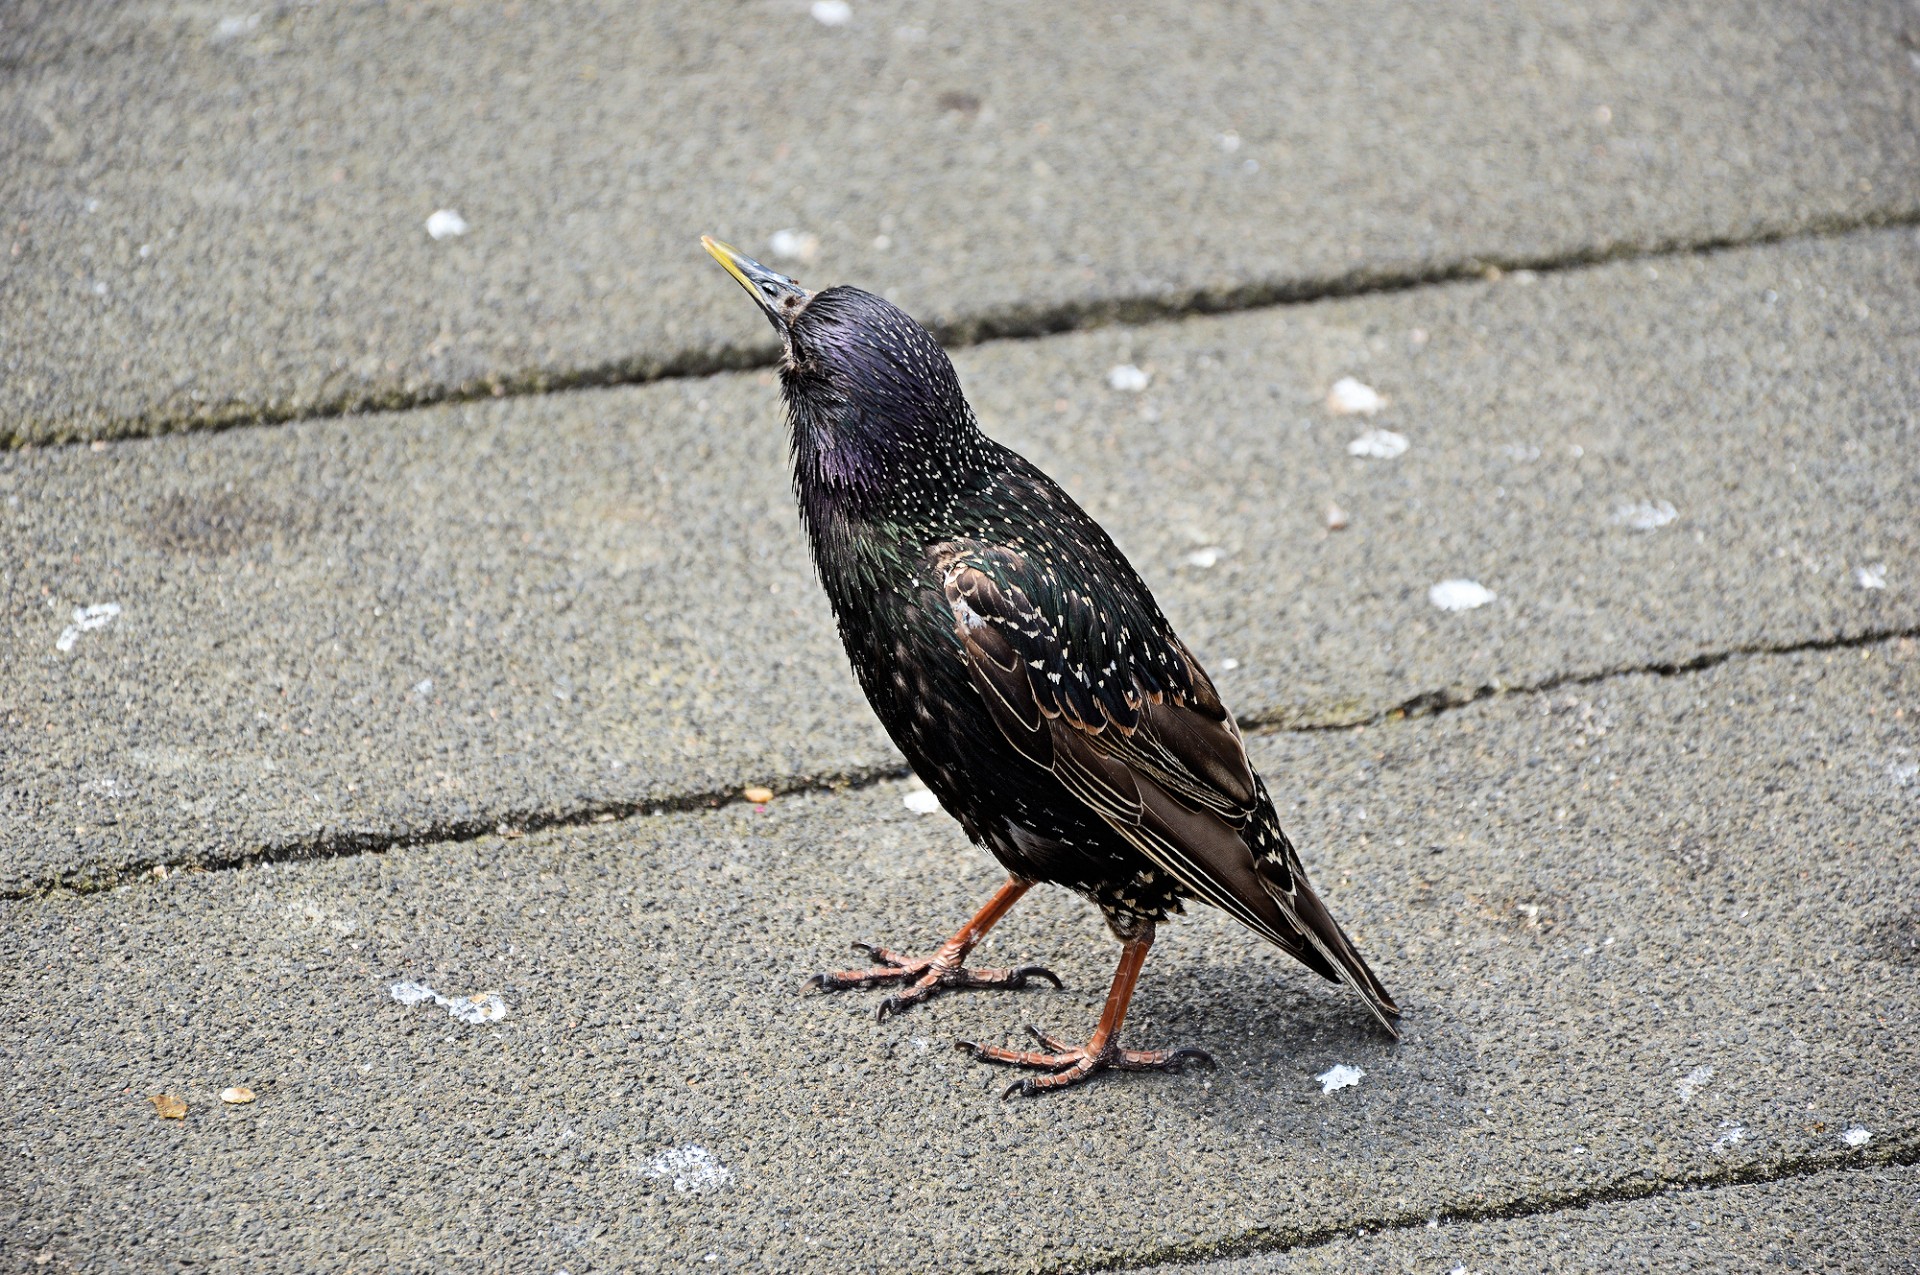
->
[3,640,1915,1272]
[4,0,1919,443]
[1160,1166,1920,1274]
[6,230,1916,895]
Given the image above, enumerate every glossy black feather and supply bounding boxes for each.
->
[778,285,1399,1033]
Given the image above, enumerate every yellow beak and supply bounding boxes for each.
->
[701,235,810,332]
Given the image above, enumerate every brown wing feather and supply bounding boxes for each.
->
[941,549,1400,1033]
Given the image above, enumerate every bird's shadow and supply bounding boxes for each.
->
[1070,909,1483,1140]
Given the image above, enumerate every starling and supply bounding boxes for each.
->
[701,236,1400,1095]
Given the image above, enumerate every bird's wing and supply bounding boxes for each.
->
[934,540,1399,1033]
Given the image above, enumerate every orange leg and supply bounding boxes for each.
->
[957,923,1214,1097]
[805,877,1062,1020]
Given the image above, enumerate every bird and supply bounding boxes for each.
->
[701,235,1400,1096]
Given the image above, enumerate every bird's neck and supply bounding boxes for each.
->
[784,398,1004,623]
[785,391,991,529]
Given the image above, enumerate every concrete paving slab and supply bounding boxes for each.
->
[5,230,1917,895]
[4,0,1919,443]
[3,640,1915,1272]
[1158,1165,1919,1274]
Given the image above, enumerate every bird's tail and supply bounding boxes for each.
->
[1270,871,1402,1039]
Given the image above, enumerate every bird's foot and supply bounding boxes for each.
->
[956,1025,1215,1097]
[804,942,1062,1021]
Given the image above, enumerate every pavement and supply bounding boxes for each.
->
[4,0,1919,445]
[4,644,1916,1271]
[3,2,1918,1271]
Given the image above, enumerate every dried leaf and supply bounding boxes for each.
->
[148,1094,187,1120]
[219,1086,256,1105]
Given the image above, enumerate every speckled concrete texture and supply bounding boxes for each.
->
[4,641,1915,1272]
[4,0,1918,443]
[7,3,1918,1265]
[1161,1165,1920,1274]
[4,230,1914,895]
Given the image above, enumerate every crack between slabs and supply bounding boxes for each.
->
[6,625,1912,903]
[1242,623,1920,733]
[0,761,915,903]
[13,207,1920,450]
[1054,1137,1920,1275]
[12,627,1915,899]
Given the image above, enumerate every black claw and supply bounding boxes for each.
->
[1001,1079,1033,1101]
[954,1040,981,1056]
[1009,964,1064,989]
[849,939,902,966]
[1166,1047,1216,1071]
[1021,1023,1076,1053]
[801,973,830,993]
[875,996,900,1021]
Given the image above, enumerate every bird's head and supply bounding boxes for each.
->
[702,235,977,500]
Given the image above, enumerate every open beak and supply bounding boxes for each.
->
[701,235,811,334]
